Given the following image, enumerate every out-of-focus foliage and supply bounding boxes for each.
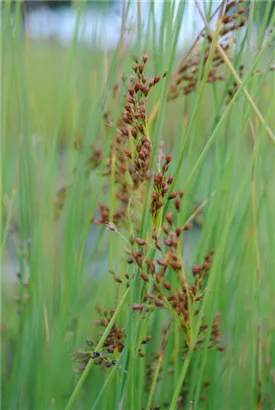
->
[256,0,275,24]
[24,0,116,9]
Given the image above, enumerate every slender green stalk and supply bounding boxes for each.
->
[65,288,129,410]
[146,354,163,410]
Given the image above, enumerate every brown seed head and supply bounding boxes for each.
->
[165,212,173,225]
[133,304,144,311]
[168,192,177,200]
[140,272,149,282]
[136,237,147,246]
[163,281,171,290]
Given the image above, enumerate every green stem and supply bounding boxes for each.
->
[146,354,163,410]
[65,288,129,410]
[1,187,17,250]
[90,355,123,410]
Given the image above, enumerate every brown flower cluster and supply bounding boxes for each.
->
[71,345,117,374]
[92,55,165,227]
[151,154,183,220]
[72,306,124,373]
[168,0,246,100]
[118,153,222,346]
[72,53,226,404]
[72,303,154,373]
[94,305,125,354]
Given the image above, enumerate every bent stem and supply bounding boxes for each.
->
[65,288,130,410]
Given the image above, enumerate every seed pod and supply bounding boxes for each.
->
[128,87,135,96]
[155,201,163,210]
[163,281,171,290]
[136,237,147,246]
[154,174,163,185]
[170,260,182,271]
[140,272,149,282]
[122,114,131,124]
[237,7,245,15]
[139,103,146,113]
[195,294,203,302]
[151,229,157,240]
[183,222,192,231]
[222,15,232,24]
[225,0,236,13]
[154,240,162,251]
[239,17,246,27]
[176,227,183,237]
[91,351,100,358]
[162,224,169,235]
[167,175,174,184]
[149,262,156,274]
[164,238,172,247]
[138,124,144,133]
[157,259,168,267]
[154,75,161,85]
[142,335,152,344]
[170,234,178,248]
[168,192,177,200]
[154,299,164,307]
[143,87,149,97]
[165,155,172,164]
[139,63,144,73]
[192,264,203,275]
[133,304,144,311]
[149,78,155,88]
[134,82,142,92]
[124,150,132,159]
[144,292,155,301]
[120,127,129,136]
[131,128,137,138]
[165,212,173,225]
[142,54,148,64]
[178,189,184,198]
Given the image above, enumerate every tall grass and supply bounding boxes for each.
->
[2,1,275,409]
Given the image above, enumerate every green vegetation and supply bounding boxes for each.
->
[2,1,275,409]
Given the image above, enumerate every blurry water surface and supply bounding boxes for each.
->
[24,1,223,49]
